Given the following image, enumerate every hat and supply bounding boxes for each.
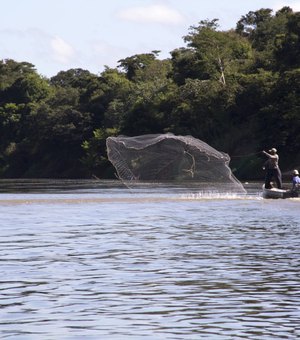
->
[269,148,277,153]
[293,169,299,175]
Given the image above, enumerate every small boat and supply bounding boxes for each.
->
[262,185,299,199]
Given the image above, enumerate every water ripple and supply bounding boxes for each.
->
[0,182,300,339]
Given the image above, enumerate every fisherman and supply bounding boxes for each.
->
[291,169,300,193]
[262,148,282,189]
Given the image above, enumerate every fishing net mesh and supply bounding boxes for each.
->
[106,133,245,193]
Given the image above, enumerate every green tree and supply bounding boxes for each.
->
[3,73,51,104]
[118,51,160,81]
[168,78,237,145]
[274,12,300,69]
[172,19,252,86]
[258,69,300,166]
[119,58,174,135]
[0,59,36,92]
[236,8,273,39]
[170,48,200,85]
[81,127,118,178]
[236,7,293,69]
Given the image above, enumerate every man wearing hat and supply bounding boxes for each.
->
[262,148,282,189]
[292,169,300,192]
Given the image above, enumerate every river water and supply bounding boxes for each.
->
[0,180,299,339]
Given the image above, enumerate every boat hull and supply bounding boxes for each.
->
[262,185,299,199]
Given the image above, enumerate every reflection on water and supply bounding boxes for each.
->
[0,180,299,339]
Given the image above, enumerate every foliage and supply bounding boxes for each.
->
[0,6,300,179]
[81,127,118,177]
[183,19,253,84]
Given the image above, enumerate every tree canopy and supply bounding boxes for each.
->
[0,7,300,179]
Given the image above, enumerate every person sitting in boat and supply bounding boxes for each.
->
[291,169,300,192]
[262,148,282,189]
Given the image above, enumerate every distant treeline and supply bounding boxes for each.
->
[1,7,300,179]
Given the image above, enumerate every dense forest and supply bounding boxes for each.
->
[1,7,300,180]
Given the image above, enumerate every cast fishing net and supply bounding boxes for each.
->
[106,133,245,193]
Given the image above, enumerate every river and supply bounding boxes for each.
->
[0,180,299,339]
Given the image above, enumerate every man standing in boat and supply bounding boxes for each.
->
[262,148,282,189]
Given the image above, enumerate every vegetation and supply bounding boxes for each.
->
[0,7,299,180]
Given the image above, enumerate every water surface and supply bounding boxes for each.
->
[0,180,299,339]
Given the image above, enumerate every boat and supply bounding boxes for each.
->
[263,185,287,199]
[262,185,299,199]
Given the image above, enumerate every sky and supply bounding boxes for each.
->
[1,0,300,78]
